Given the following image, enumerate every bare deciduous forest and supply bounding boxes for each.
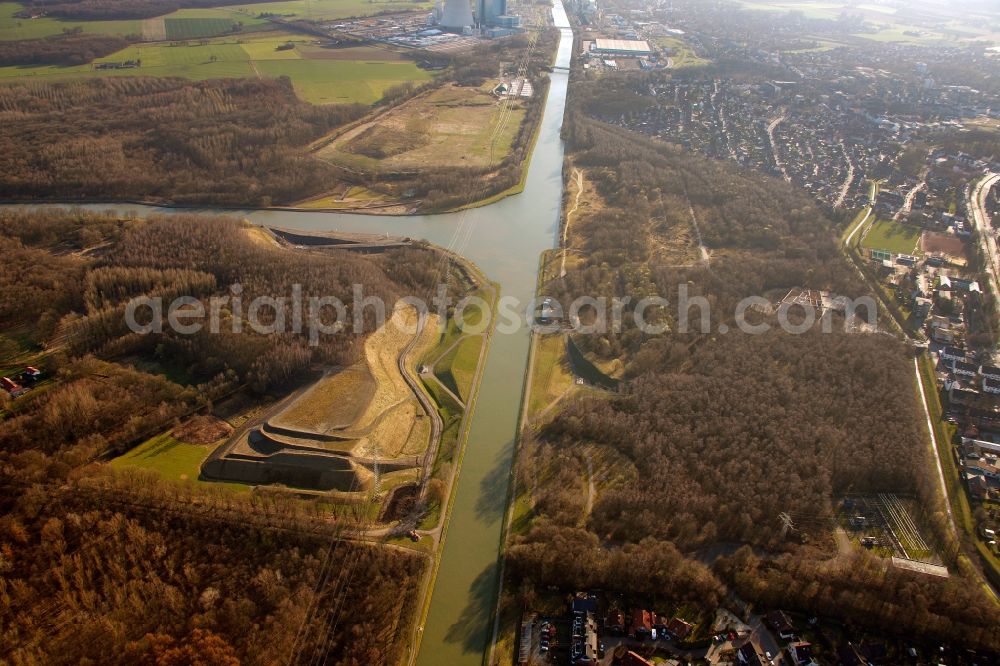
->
[0,78,366,205]
[0,210,453,663]
[510,96,1000,649]
[0,30,132,65]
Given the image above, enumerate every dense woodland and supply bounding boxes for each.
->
[509,85,1000,650]
[0,30,132,66]
[0,471,424,665]
[0,77,365,205]
[0,209,454,662]
[552,112,860,371]
[1,210,445,392]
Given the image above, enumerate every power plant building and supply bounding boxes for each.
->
[477,0,506,24]
[439,0,474,30]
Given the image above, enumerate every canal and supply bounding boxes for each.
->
[4,5,572,662]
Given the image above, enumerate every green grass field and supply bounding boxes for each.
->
[111,432,252,492]
[0,0,428,42]
[652,35,708,68]
[527,333,574,419]
[0,2,141,40]
[434,335,483,403]
[0,31,432,105]
[165,17,239,40]
[735,0,989,44]
[861,219,922,255]
[219,0,432,21]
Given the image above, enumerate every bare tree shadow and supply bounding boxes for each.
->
[475,436,515,523]
[443,561,501,653]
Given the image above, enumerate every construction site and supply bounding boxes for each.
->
[202,304,440,499]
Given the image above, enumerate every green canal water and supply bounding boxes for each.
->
[5,7,573,662]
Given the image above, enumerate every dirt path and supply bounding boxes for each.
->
[682,185,710,266]
[560,168,584,277]
[584,452,595,517]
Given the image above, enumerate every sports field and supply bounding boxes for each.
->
[861,219,922,255]
[0,32,432,104]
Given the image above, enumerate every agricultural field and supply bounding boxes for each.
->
[165,17,242,39]
[218,0,433,22]
[0,2,141,40]
[735,0,995,43]
[316,83,526,170]
[0,0,429,42]
[0,31,432,104]
[861,219,923,255]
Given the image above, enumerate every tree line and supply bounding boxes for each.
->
[0,30,133,66]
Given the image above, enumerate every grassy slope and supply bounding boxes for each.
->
[111,432,253,492]
[526,333,574,419]
[434,335,483,403]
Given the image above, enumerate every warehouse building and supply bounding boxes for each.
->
[590,38,653,56]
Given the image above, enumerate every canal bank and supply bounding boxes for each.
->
[2,4,573,663]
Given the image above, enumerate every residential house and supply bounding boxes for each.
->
[1,376,24,398]
[606,608,625,635]
[621,651,655,666]
[789,641,815,665]
[968,473,989,499]
[940,346,967,363]
[952,360,979,380]
[765,610,795,640]
[666,617,693,641]
[630,609,653,639]
[736,642,767,666]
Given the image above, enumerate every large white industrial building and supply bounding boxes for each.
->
[590,39,653,56]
